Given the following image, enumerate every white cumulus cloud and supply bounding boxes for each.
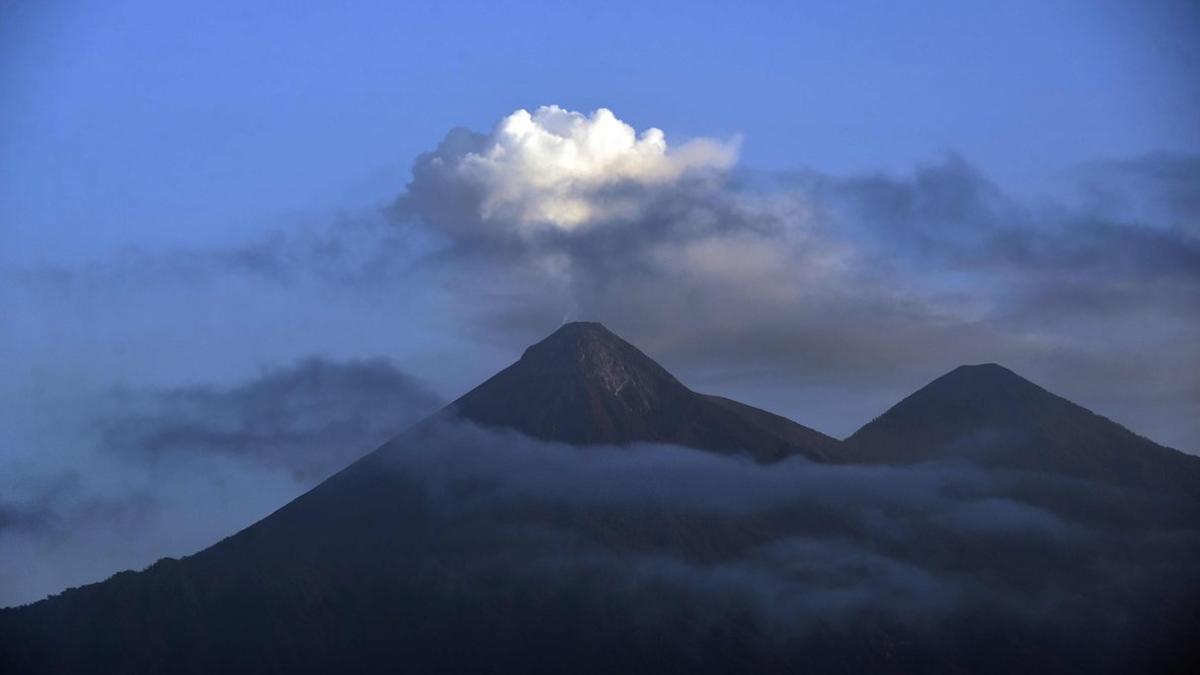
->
[409,105,739,233]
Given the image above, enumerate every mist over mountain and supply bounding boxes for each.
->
[2,323,1196,674]
[844,363,1200,494]
[6,4,1199,672]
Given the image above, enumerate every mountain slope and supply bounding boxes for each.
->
[843,363,1200,493]
[448,322,839,462]
[2,337,1198,674]
[0,324,849,673]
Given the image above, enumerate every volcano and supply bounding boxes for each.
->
[2,324,1197,674]
[449,322,839,462]
[842,363,1200,494]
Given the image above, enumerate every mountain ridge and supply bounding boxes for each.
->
[843,361,1200,494]
[447,321,841,462]
[2,323,1197,674]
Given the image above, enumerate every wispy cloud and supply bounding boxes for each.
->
[0,356,441,607]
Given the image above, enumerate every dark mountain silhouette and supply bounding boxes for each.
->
[449,322,840,462]
[843,363,1200,494]
[2,326,1198,674]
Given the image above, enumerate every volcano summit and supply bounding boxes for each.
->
[2,323,1197,674]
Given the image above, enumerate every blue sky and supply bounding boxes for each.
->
[1,0,1198,607]
[4,0,1197,259]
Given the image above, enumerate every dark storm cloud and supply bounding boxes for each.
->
[99,356,442,482]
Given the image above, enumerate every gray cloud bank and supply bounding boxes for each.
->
[99,356,441,482]
[0,356,441,607]
[9,418,1194,671]
[117,417,1193,672]
[370,421,1195,669]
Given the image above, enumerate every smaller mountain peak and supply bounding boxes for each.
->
[899,363,1050,411]
[951,362,1008,372]
[926,363,1054,401]
[844,360,1200,493]
[941,362,1023,383]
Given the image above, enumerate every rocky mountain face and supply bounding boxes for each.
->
[2,324,1197,674]
[450,322,840,462]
